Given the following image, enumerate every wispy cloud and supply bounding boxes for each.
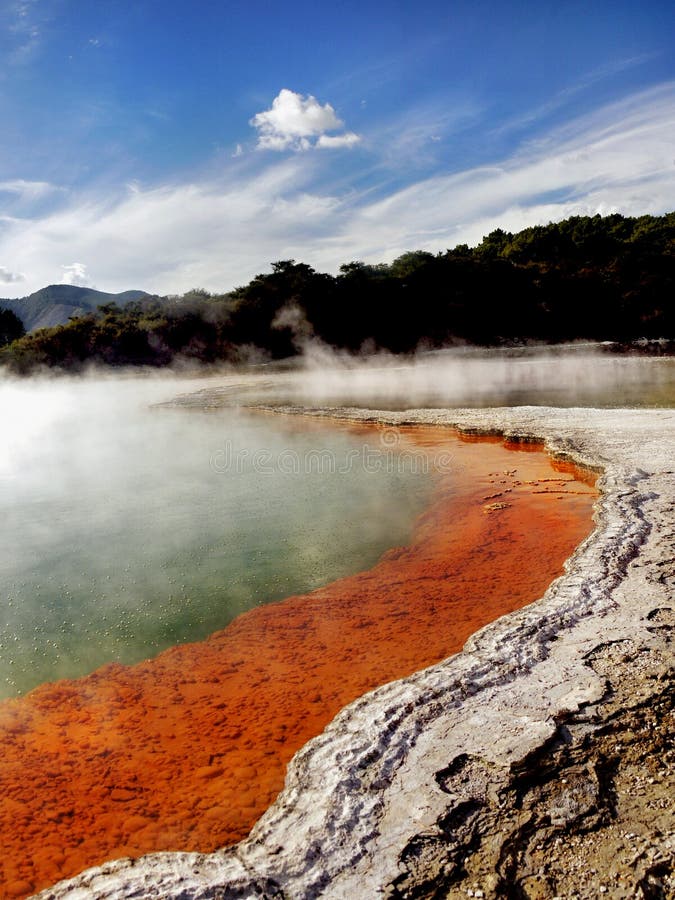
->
[0,179,60,199]
[493,52,660,139]
[363,99,482,171]
[0,265,25,284]
[251,89,361,152]
[2,0,43,68]
[0,83,674,297]
[318,82,675,264]
[0,157,333,294]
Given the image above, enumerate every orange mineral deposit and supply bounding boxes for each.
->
[0,426,597,899]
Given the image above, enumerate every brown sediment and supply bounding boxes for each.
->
[0,426,597,899]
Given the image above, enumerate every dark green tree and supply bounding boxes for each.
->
[0,309,25,347]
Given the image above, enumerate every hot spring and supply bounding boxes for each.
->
[0,374,434,699]
[0,349,669,898]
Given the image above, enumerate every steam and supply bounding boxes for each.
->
[0,344,672,698]
[176,343,675,410]
[271,300,316,350]
[294,342,675,408]
[0,373,431,699]
[242,293,675,410]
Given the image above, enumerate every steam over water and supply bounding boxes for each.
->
[1,348,672,699]
[173,347,675,410]
[0,375,432,699]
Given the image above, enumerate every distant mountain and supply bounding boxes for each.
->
[0,285,150,332]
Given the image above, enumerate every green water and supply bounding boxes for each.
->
[0,376,433,699]
[5,351,672,701]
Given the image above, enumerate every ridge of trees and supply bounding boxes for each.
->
[2,210,674,372]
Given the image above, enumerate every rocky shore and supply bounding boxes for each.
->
[36,406,674,900]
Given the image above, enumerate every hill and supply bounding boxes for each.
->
[0,285,149,332]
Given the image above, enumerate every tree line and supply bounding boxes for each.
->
[2,210,674,372]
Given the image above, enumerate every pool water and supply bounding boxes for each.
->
[0,376,432,698]
[0,422,598,898]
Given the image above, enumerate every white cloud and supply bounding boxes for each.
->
[316,132,361,149]
[0,83,674,298]
[317,82,675,265]
[60,263,92,287]
[0,266,25,284]
[0,179,58,199]
[0,158,335,296]
[251,89,361,151]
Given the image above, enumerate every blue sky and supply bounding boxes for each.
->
[1,0,674,296]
